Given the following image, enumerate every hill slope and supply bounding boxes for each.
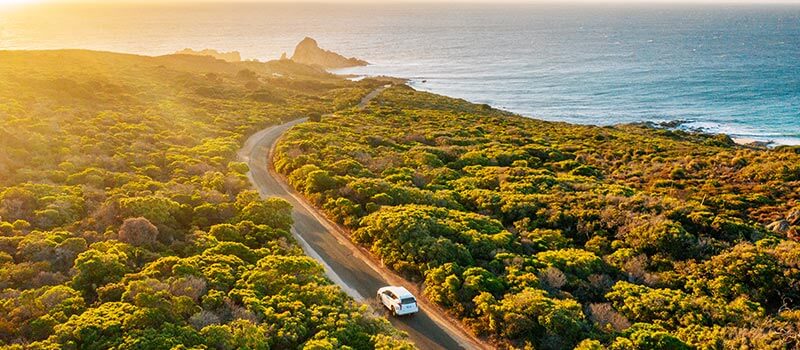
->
[275,85,800,349]
[0,50,414,349]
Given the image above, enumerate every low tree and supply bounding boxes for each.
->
[308,113,323,122]
[119,217,158,247]
[72,249,129,299]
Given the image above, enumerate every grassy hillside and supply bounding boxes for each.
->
[275,85,800,349]
[0,50,414,349]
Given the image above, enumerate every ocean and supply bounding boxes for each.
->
[1,2,798,144]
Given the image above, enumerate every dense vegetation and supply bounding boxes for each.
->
[0,50,415,349]
[275,85,800,349]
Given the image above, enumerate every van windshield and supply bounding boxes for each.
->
[400,297,416,305]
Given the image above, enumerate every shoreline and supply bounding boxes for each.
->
[731,137,774,148]
[410,77,799,148]
[336,71,799,148]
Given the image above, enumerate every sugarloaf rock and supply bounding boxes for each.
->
[290,37,367,69]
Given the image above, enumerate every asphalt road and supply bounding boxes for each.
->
[237,115,485,350]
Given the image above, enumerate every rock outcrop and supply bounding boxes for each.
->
[787,209,800,225]
[767,220,790,234]
[175,48,241,62]
[766,209,800,241]
[290,37,367,69]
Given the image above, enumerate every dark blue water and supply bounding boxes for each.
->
[2,3,799,144]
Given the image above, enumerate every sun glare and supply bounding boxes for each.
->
[0,0,41,5]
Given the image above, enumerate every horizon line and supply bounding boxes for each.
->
[15,0,800,4]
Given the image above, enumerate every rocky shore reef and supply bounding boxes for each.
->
[174,48,242,62]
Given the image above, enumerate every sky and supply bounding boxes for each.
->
[1,0,799,7]
[3,0,800,3]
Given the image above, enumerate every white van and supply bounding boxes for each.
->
[377,286,419,316]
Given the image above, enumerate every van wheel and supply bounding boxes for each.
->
[391,308,397,316]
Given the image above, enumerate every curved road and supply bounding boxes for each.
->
[237,88,486,350]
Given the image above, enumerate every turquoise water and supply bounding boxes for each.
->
[2,3,798,144]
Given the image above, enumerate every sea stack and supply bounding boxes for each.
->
[290,37,368,69]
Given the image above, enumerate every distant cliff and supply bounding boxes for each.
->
[175,48,241,62]
[290,37,367,69]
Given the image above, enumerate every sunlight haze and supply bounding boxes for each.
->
[5,0,800,3]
